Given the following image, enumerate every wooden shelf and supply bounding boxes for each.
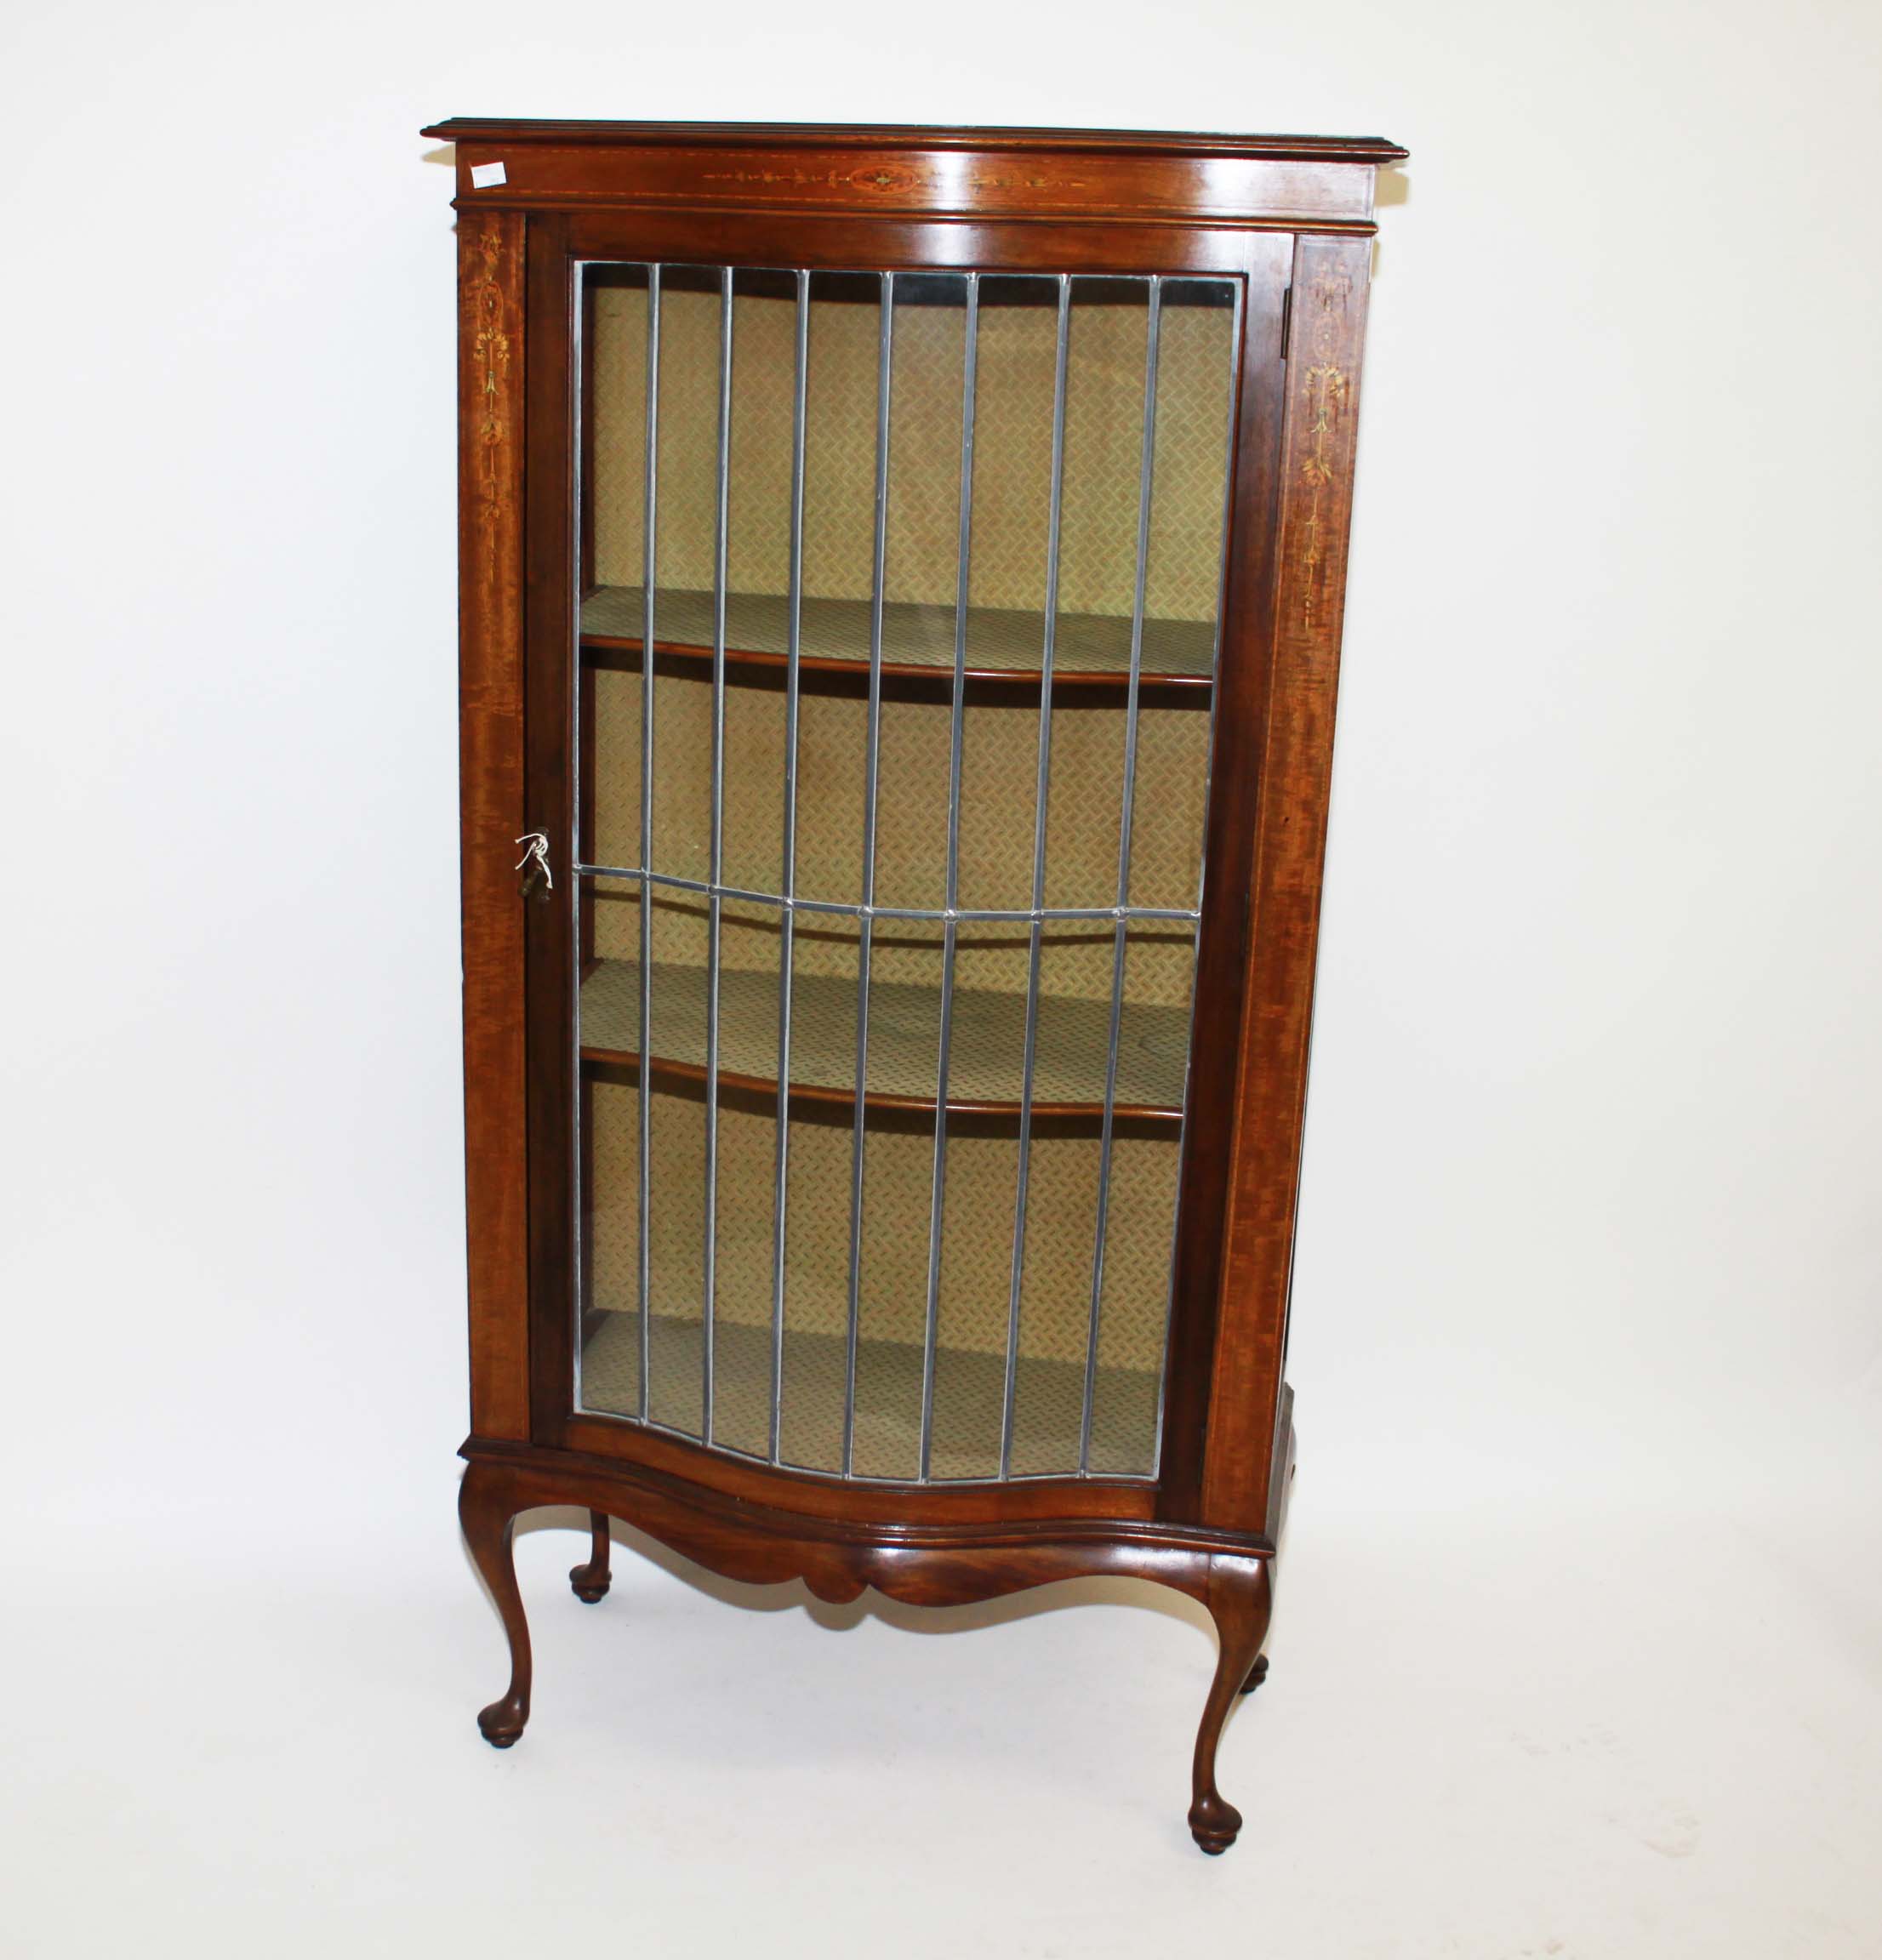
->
[580,584,1216,694]
[579,1309,1160,1482]
[579,954,1189,1125]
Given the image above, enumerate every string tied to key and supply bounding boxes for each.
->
[515,831,553,893]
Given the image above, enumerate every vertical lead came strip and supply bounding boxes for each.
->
[701,266,733,1446]
[1149,278,1245,1480]
[1001,275,1072,1480]
[919,274,978,1481]
[769,271,809,1466]
[637,265,661,1422]
[571,261,589,1417]
[844,272,894,1479]
[1081,277,1162,1476]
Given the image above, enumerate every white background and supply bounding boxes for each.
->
[3,2,1879,1954]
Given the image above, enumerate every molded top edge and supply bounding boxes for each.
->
[421,117,1407,164]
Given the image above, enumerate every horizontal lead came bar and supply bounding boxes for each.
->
[573,865,1195,923]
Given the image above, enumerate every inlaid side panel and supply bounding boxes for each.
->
[1203,233,1374,1532]
[458,209,531,1440]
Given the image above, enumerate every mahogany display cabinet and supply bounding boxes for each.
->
[427,117,1403,1853]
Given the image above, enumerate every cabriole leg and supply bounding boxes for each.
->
[570,1509,613,1603]
[459,1463,533,1748]
[1188,1554,1274,1854]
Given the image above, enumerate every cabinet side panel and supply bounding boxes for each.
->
[458,209,532,1440]
[1156,235,1292,1521]
[1202,234,1372,1531]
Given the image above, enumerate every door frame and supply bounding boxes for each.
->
[510,204,1298,1531]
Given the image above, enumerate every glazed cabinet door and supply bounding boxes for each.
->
[522,217,1290,1501]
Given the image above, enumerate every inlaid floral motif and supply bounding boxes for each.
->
[1296,268,1354,630]
[467,224,515,533]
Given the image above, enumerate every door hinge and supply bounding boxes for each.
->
[1279,285,1292,362]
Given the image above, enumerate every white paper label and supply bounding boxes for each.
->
[469,161,507,189]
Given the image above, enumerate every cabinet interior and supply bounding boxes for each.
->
[572,264,1238,1483]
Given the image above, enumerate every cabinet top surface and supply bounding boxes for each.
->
[421,117,1406,164]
